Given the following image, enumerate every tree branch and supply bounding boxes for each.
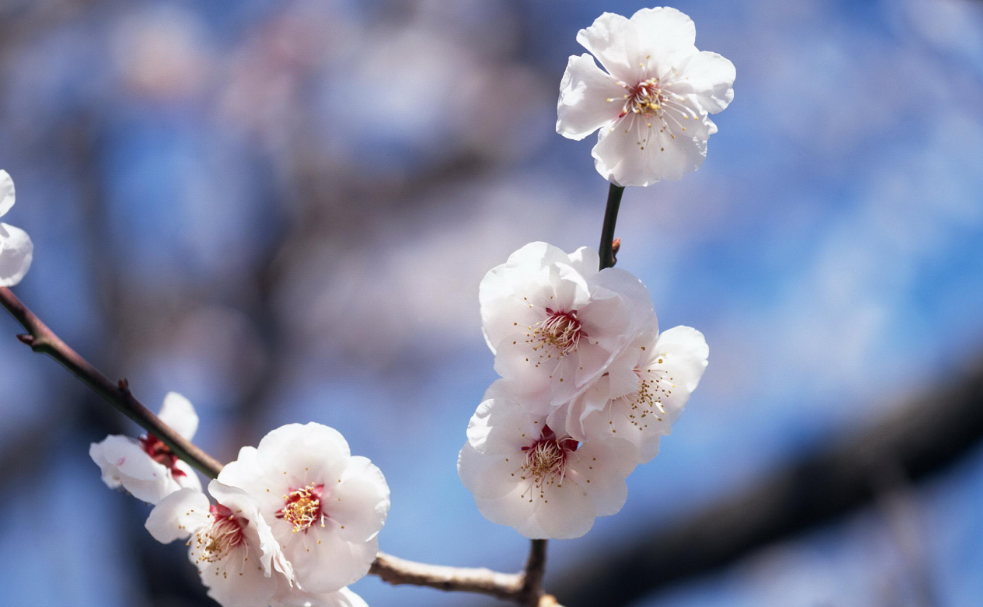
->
[0,285,562,604]
[555,359,983,607]
[0,286,224,478]
[369,552,523,599]
[520,539,549,606]
[370,540,559,606]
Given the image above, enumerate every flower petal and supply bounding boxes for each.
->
[290,530,378,593]
[0,171,13,217]
[474,475,597,539]
[576,12,641,83]
[672,51,736,114]
[565,246,600,276]
[200,544,278,607]
[273,585,369,607]
[629,7,697,57]
[557,54,626,141]
[145,487,211,543]
[0,223,33,287]
[208,480,294,580]
[467,397,540,456]
[158,392,198,440]
[567,438,636,516]
[217,446,285,514]
[90,434,181,503]
[592,113,708,186]
[255,423,352,490]
[174,460,203,493]
[330,455,390,543]
[644,325,709,426]
[458,442,525,499]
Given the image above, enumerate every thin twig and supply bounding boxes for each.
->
[370,541,560,606]
[598,184,625,270]
[0,285,560,603]
[0,286,224,478]
[370,552,523,599]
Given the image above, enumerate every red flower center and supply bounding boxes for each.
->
[276,484,325,533]
[191,503,247,565]
[139,434,186,478]
[533,308,585,357]
[520,425,579,488]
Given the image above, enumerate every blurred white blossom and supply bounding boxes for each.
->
[0,171,33,287]
[89,392,202,504]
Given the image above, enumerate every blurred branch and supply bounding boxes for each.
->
[0,286,224,478]
[0,284,560,604]
[556,360,983,607]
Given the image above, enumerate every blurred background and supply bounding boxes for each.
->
[0,0,982,606]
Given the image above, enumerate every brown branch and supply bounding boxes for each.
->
[520,539,549,606]
[371,540,560,606]
[555,359,983,607]
[0,286,223,478]
[370,552,523,599]
[0,285,562,603]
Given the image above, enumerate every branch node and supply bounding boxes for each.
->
[16,333,35,347]
[118,378,131,393]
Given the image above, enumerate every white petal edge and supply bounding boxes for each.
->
[0,171,13,217]
[158,392,198,440]
[673,51,736,114]
[556,54,626,141]
[145,487,211,544]
[0,223,33,287]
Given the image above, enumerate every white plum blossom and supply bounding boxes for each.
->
[557,7,736,186]
[458,388,637,539]
[89,392,202,504]
[551,326,708,463]
[146,481,294,607]
[218,422,390,594]
[0,170,34,287]
[480,242,655,410]
[272,582,369,607]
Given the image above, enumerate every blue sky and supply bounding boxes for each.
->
[0,1,981,606]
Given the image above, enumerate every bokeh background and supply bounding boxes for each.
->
[1,0,982,606]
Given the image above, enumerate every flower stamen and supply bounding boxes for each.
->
[526,308,585,365]
[519,426,579,500]
[192,504,245,564]
[277,484,325,533]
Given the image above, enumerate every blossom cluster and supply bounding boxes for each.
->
[91,404,388,607]
[458,242,708,539]
[456,5,725,540]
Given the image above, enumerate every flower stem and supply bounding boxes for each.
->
[598,184,625,270]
